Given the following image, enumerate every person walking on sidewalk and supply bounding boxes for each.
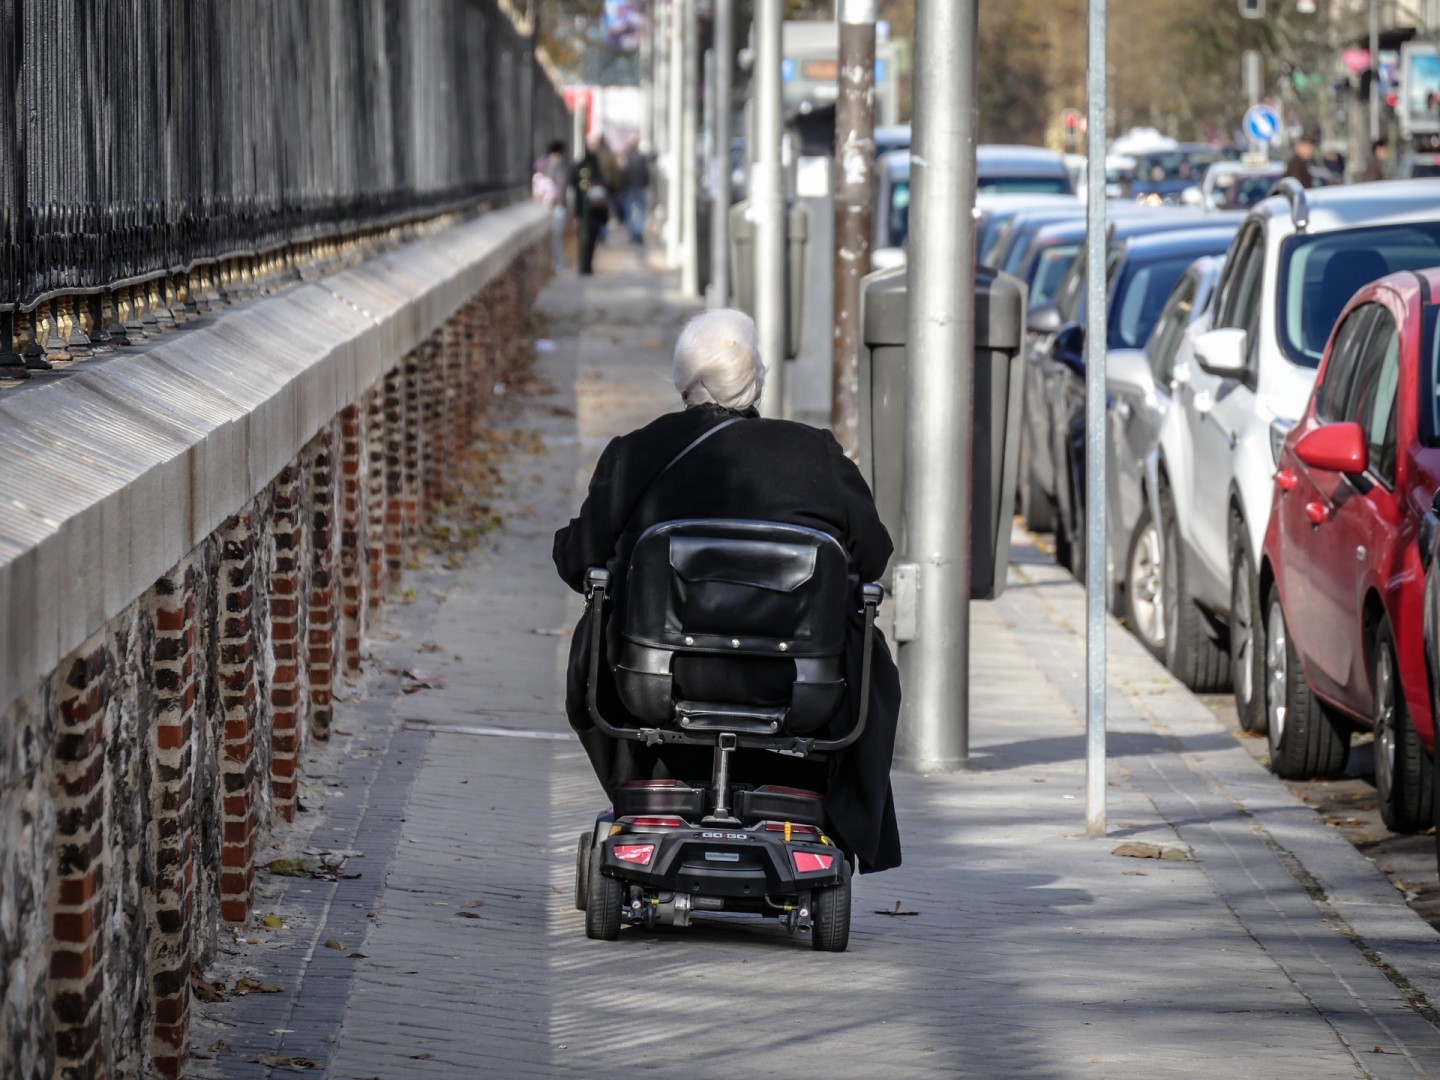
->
[618,134,650,245]
[1282,133,1316,188]
[533,140,569,272]
[571,139,609,276]
[552,309,903,874]
[1361,138,1390,182]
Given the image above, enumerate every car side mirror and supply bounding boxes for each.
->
[1179,186,1203,207]
[870,246,907,271]
[1294,422,1368,475]
[1027,304,1062,335]
[1053,322,1086,374]
[1105,348,1153,397]
[1193,328,1248,376]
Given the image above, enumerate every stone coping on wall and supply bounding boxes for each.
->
[0,200,550,719]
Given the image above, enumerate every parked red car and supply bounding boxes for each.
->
[1262,268,1437,833]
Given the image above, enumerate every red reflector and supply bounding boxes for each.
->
[764,822,820,837]
[622,816,685,828]
[613,844,656,866]
[619,779,679,788]
[792,851,835,873]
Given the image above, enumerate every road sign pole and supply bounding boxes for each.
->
[754,0,786,417]
[1084,0,1107,837]
[894,0,977,774]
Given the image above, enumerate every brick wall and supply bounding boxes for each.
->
[0,240,550,1079]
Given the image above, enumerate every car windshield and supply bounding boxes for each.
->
[1029,245,1079,309]
[1278,221,1440,367]
[1223,175,1276,208]
[1109,255,1198,349]
[1135,150,1218,185]
[976,175,1071,194]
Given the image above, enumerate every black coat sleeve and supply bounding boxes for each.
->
[823,430,893,582]
[553,436,627,592]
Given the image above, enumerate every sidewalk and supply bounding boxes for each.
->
[194,242,1440,1079]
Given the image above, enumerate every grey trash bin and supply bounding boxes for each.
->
[728,200,810,360]
[856,265,1026,601]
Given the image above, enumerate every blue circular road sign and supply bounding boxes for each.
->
[1243,104,1281,143]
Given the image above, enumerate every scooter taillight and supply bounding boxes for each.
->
[792,851,835,873]
[621,816,686,828]
[613,844,656,866]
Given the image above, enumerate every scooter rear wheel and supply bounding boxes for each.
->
[810,859,851,952]
[584,844,624,940]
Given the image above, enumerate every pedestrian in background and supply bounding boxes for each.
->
[533,140,569,272]
[594,135,621,244]
[1362,139,1390,182]
[1282,133,1316,189]
[618,135,650,245]
[571,140,609,276]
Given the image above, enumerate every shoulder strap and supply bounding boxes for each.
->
[629,416,743,516]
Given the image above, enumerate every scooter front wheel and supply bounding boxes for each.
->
[810,859,851,952]
[584,845,624,941]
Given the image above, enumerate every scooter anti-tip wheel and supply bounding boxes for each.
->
[810,858,851,952]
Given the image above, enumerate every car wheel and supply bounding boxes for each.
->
[574,832,592,911]
[1159,486,1231,692]
[1372,621,1434,833]
[1125,504,1166,660]
[1265,592,1349,780]
[1020,439,1056,533]
[810,859,852,953]
[1229,536,1266,734]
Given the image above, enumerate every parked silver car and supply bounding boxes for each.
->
[1104,256,1223,658]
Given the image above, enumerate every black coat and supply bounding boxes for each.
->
[553,403,903,873]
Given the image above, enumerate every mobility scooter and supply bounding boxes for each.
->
[573,519,883,952]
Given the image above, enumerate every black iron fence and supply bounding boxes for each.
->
[0,0,568,340]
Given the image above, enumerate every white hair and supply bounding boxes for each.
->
[672,308,766,410]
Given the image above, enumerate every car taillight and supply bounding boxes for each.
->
[621,816,685,828]
[793,851,835,873]
[613,844,656,866]
[764,821,820,839]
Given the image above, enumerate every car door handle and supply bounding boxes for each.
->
[1306,501,1329,525]
[1116,400,1132,422]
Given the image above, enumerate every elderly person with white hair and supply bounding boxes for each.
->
[553,309,903,874]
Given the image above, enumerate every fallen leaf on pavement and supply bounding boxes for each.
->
[874,900,919,917]
[461,899,484,909]
[1111,842,1163,859]
[325,939,346,950]
[232,979,283,995]
[208,1040,231,1054]
[190,967,226,1003]
[265,858,317,877]
[249,1054,317,1069]
[261,914,284,928]
[348,952,368,958]
[411,1052,433,1060]
[456,911,482,919]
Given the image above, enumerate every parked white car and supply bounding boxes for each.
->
[1160,181,1440,731]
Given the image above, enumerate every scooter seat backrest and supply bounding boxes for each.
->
[623,520,849,656]
[614,520,851,728]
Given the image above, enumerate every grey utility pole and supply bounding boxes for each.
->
[754,0,786,417]
[894,0,977,773]
[1083,0,1108,837]
[667,0,685,268]
[710,0,733,308]
[680,0,700,295]
[831,0,876,458]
